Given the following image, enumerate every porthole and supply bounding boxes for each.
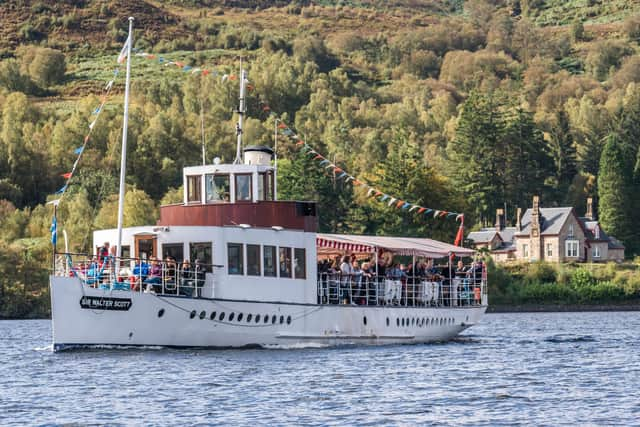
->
[210,311,217,320]
[157,308,165,318]
[219,312,225,321]
[396,318,400,327]
[401,318,405,327]
[247,314,252,322]
[466,315,469,322]
[386,317,390,327]
[189,310,196,319]
[271,315,277,324]
[279,315,284,324]
[264,315,269,324]
[286,315,292,325]
[406,318,409,326]
[199,310,206,320]
[238,313,243,322]
[255,314,261,323]
[229,313,235,321]
[412,318,415,326]
[363,316,367,326]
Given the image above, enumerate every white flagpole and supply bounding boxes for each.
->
[116,17,134,273]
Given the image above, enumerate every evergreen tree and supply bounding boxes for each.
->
[546,110,578,202]
[448,90,506,224]
[598,133,635,255]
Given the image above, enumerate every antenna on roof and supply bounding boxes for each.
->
[234,58,247,164]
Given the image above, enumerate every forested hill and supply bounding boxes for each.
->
[2,0,640,316]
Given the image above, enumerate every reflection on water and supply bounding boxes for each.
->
[1,312,639,425]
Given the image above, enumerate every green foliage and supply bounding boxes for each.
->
[570,267,596,288]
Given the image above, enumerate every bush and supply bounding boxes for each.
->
[518,282,576,304]
[570,267,596,288]
[18,47,66,88]
[525,261,557,284]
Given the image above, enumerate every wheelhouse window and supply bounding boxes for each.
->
[235,174,252,202]
[190,242,212,272]
[205,174,230,202]
[258,171,274,201]
[294,248,306,279]
[263,245,277,277]
[162,243,184,263]
[228,243,244,275]
[565,240,579,258]
[279,247,292,278]
[187,175,201,203]
[247,244,261,276]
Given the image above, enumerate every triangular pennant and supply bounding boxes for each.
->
[380,195,389,202]
[367,188,375,197]
[61,172,72,179]
[417,207,426,214]
[396,200,405,209]
[277,122,287,129]
[388,198,397,206]
[402,202,411,210]
[409,205,419,212]
[55,185,68,194]
[74,147,84,155]
[433,210,441,218]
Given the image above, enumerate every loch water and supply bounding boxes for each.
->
[1,312,639,426]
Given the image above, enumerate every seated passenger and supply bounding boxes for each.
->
[180,259,194,296]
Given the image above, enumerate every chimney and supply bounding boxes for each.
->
[515,207,522,231]
[495,208,504,231]
[531,196,541,237]
[586,197,594,220]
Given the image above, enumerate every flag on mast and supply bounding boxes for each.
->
[117,34,131,64]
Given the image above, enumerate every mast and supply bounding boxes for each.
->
[234,63,247,164]
[274,118,279,201]
[200,96,206,165]
[116,17,134,265]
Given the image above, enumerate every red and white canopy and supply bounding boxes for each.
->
[316,233,474,258]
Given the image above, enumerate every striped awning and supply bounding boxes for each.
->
[316,233,475,258]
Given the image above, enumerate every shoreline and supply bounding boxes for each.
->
[488,303,640,313]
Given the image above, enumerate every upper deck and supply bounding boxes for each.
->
[157,145,318,231]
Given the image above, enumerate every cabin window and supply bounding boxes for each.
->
[258,172,274,201]
[190,242,212,272]
[279,247,292,278]
[235,174,252,202]
[121,245,130,259]
[162,244,184,263]
[565,240,579,258]
[186,175,202,203]
[227,243,244,275]
[247,244,261,276]
[263,245,277,277]
[205,174,230,202]
[592,245,601,258]
[294,248,306,279]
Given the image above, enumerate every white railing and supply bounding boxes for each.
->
[316,269,487,308]
[54,253,220,298]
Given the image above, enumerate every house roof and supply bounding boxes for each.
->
[514,207,575,237]
[467,230,499,243]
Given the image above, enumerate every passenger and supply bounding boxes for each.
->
[455,260,469,278]
[180,259,194,296]
[340,255,352,304]
[352,260,363,304]
[193,259,205,296]
[164,256,177,292]
[98,242,110,264]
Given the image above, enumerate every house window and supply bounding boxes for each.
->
[263,245,277,277]
[294,248,306,279]
[279,247,292,278]
[235,174,252,201]
[186,175,201,203]
[522,244,529,258]
[565,240,579,258]
[594,225,601,239]
[568,224,574,238]
[205,174,230,202]
[592,245,601,258]
[227,243,244,275]
[247,244,261,276]
[546,243,553,257]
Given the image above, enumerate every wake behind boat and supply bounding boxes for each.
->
[48,19,487,351]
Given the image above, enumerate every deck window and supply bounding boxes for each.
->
[162,243,184,263]
[263,245,277,277]
[294,248,306,279]
[227,243,244,275]
[235,174,252,202]
[187,175,202,203]
[190,242,212,272]
[205,174,230,202]
[279,247,292,278]
[247,244,261,276]
[258,172,274,201]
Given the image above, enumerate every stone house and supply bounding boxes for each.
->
[467,197,625,263]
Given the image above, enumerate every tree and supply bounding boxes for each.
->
[598,134,635,255]
[545,110,578,201]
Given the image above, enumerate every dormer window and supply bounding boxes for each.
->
[186,175,201,203]
[205,174,230,202]
[594,224,600,239]
[568,224,574,238]
[235,174,252,201]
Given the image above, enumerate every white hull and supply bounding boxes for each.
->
[51,276,486,351]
